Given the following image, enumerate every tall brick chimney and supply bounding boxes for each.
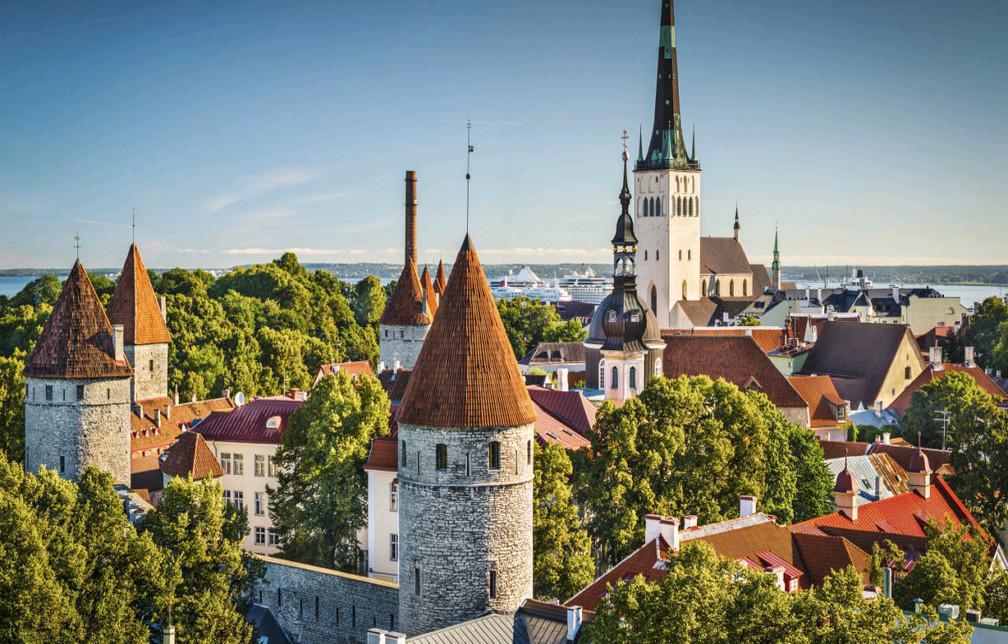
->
[405,170,418,267]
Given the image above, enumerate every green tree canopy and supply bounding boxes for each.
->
[269,371,389,570]
[903,371,997,450]
[352,275,387,327]
[532,443,594,601]
[496,296,587,359]
[576,375,833,566]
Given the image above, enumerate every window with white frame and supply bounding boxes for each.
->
[255,491,266,516]
[220,453,232,475]
[268,528,278,546]
[390,533,398,562]
[232,453,244,475]
[390,480,398,512]
[267,455,278,477]
[255,454,266,477]
[223,489,232,504]
[233,490,244,510]
[255,527,266,545]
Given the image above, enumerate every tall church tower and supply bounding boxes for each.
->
[396,235,536,636]
[24,261,133,484]
[634,0,702,326]
[107,244,170,402]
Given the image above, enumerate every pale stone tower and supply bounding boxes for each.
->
[379,171,432,370]
[634,0,702,326]
[396,235,536,636]
[584,142,666,401]
[107,243,170,402]
[24,261,133,484]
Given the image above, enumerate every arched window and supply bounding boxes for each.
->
[655,197,661,217]
[715,279,721,296]
[688,249,692,260]
[644,250,648,260]
[694,197,699,216]
[678,250,683,261]
[611,366,619,390]
[654,358,662,377]
[682,280,688,299]
[607,309,617,323]
[629,366,637,390]
[677,197,682,217]
[688,199,693,217]
[729,280,735,297]
[650,285,658,314]
[702,279,707,295]
[742,280,748,296]
[599,361,605,389]
[904,366,912,379]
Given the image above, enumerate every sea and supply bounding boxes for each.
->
[1,274,1005,307]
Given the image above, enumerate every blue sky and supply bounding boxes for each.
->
[1,0,1005,269]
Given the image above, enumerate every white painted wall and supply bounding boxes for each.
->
[367,469,399,582]
[204,438,281,554]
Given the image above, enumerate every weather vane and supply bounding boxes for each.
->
[621,129,630,159]
[466,120,474,234]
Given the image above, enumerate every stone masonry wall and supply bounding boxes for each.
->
[126,342,168,402]
[25,376,132,485]
[379,324,428,371]
[397,422,534,636]
[254,556,399,644]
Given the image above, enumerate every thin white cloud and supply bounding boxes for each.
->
[72,217,131,228]
[202,168,320,213]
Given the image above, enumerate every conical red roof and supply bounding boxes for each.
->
[398,235,536,429]
[379,258,431,326]
[161,431,224,480]
[24,262,134,379]
[107,244,170,345]
[420,265,438,317]
[435,260,447,295]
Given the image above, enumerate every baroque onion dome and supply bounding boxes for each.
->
[398,235,536,428]
[107,243,170,345]
[834,455,857,493]
[379,258,431,326]
[420,264,438,317]
[587,146,663,353]
[24,261,133,379]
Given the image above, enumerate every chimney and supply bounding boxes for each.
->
[156,409,161,427]
[659,517,680,552]
[394,359,402,372]
[191,393,196,403]
[367,629,387,644]
[222,388,231,400]
[112,324,125,362]
[909,470,931,500]
[929,346,943,369]
[173,388,180,406]
[159,295,167,322]
[164,405,171,420]
[378,361,386,373]
[566,605,583,642]
[644,514,662,545]
[162,624,175,644]
[816,287,822,304]
[405,170,418,268]
[682,515,698,529]
[768,565,786,591]
[739,495,757,518]
[874,475,881,500]
[557,368,569,392]
[965,346,975,368]
[882,431,891,445]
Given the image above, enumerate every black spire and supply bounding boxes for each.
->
[612,139,637,246]
[612,135,638,286]
[638,0,698,171]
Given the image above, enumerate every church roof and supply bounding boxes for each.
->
[398,235,536,429]
[107,244,170,345]
[24,261,134,380]
[420,264,438,317]
[700,237,752,275]
[379,258,431,326]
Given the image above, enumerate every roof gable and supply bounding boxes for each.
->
[107,244,170,345]
[24,262,134,380]
[398,235,536,429]
[161,431,224,480]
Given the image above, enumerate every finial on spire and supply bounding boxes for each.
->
[465,120,473,235]
[619,130,632,213]
[621,129,630,162]
[74,233,81,260]
[131,207,136,244]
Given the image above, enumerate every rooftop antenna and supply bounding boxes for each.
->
[466,120,474,234]
[74,233,81,261]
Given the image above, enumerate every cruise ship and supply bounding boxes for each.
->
[490,266,572,304]
[558,266,611,305]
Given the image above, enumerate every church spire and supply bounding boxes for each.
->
[612,132,638,287]
[733,205,741,241]
[639,0,696,171]
[771,227,782,290]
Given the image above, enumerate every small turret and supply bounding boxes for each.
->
[833,454,859,520]
[908,434,932,499]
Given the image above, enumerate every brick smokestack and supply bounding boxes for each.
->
[405,170,418,267]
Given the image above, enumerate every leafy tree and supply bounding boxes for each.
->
[496,296,586,359]
[738,314,761,326]
[953,296,1008,368]
[984,570,1008,623]
[270,371,389,570]
[88,272,116,300]
[153,268,214,297]
[141,476,257,643]
[532,443,594,601]
[895,550,963,611]
[786,419,835,521]
[867,540,906,587]
[9,274,61,308]
[352,275,387,327]
[0,354,25,462]
[576,376,831,565]
[903,371,996,450]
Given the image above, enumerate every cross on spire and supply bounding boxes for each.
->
[74,233,81,260]
[465,120,474,234]
[131,207,136,244]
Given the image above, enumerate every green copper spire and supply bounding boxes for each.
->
[771,228,780,270]
[690,124,695,162]
[637,126,644,163]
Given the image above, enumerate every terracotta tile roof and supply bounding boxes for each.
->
[532,401,591,451]
[800,321,922,409]
[661,335,807,409]
[700,237,752,275]
[889,364,1007,416]
[420,264,438,318]
[130,453,163,491]
[107,244,170,346]
[377,368,411,402]
[398,235,537,429]
[24,261,134,380]
[788,375,846,427]
[792,477,985,556]
[379,259,431,326]
[663,327,786,354]
[819,440,871,460]
[160,431,224,480]
[526,386,596,436]
[792,531,871,586]
[364,435,399,472]
[868,442,952,475]
[130,396,235,453]
[435,260,447,295]
[317,360,374,381]
[750,263,771,294]
[193,398,302,444]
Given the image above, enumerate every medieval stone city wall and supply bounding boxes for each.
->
[254,555,400,644]
[379,324,428,371]
[397,421,534,636]
[126,342,168,402]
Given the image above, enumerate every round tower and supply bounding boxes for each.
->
[23,261,133,484]
[379,257,431,370]
[396,235,536,636]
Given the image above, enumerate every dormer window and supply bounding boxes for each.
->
[607,310,617,323]
[266,416,282,430]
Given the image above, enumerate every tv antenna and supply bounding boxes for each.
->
[466,120,474,234]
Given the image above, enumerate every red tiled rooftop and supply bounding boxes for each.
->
[663,327,786,353]
[107,243,170,346]
[788,375,846,428]
[192,398,302,444]
[889,364,1007,416]
[532,401,591,451]
[160,431,224,480]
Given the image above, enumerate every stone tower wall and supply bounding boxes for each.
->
[397,421,534,636]
[379,324,429,371]
[24,376,131,485]
[126,342,168,402]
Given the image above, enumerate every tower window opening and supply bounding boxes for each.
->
[656,250,659,261]
[611,366,619,390]
[644,250,648,260]
[414,567,422,596]
[682,280,688,300]
[655,197,661,216]
[488,441,501,470]
[45,385,53,401]
[435,444,448,470]
[489,568,498,600]
[60,455,65,473]
[599,361,605,389]
[527,440,532,465]
[401,440,406,466]
[629,366,637,390]
[655,359,662,377]
[76,384,84,401]
[651,285,658,314]
[742,279,748,296]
